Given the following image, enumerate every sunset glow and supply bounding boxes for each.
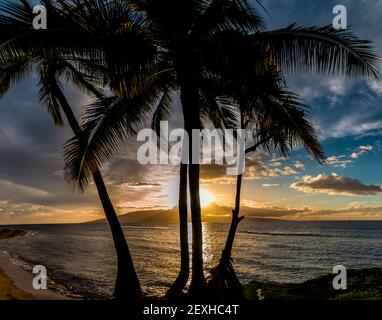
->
[200,189,214,208]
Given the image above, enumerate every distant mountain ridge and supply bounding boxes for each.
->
[88,202,282,224]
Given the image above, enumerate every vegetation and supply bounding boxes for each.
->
[0,0,379,301]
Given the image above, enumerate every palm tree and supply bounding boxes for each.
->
[59,0,378,296]
[208,64,325,298]
[0,0,141,300]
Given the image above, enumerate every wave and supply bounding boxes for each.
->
[241,231,342,238]
[0,229,39,241]
[2,250,83,299]
[25,231,39,237]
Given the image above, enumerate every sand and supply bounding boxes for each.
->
[0,228,74,300]
[0,268,34,300]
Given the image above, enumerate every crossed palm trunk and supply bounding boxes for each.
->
[209,173,244,294]
[209,137,265,298]
[54,87,141,300]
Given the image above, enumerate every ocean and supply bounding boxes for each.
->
[0,221,381,299]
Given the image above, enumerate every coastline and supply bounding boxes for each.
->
[0,266,33,300]
[1,228,381,300]
[0,229,73,300]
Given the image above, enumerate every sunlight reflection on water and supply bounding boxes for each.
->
[0,221,381,298]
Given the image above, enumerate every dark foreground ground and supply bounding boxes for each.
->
[244,268,382,300]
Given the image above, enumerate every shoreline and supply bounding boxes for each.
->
[1,228,381,300]
[0,229,73,300]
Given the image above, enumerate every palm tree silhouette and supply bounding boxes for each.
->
[27,0,378,297]
[208,63,325,299]
[0,0,141,300]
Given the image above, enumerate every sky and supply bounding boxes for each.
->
[1,0,382,223]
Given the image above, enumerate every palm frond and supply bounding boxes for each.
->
[62,60,104,98]
[0,55,33,98]
[151,87,173,136]
[251,24,380,79]
[37,61,64,126]
[246,89,325,163]
[192,0,265,38]
[64,84,164,191]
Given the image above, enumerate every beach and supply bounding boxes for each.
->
[0,229,71,300]
[0,267,33,300]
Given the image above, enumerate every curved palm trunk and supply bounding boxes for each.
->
[209,140,265,297]
[179,79,208,296]
[222,174,244,261]
[209,122,251,298]
[55,89,141,300]
[208,174,244,300]
[167,162,189,298]
[219,141,265,266]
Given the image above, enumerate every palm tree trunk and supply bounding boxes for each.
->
[167,162,189,298]
[222,174,244,261]
[220,140,265,261]
[179,79,208,296]
[188,154,207,294]
[55,88,141,300]
[92,171,141,299]
[208,173,243,299]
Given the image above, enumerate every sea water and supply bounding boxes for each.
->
[0,221,381,299]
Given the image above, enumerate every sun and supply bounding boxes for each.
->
[200,189,214,207]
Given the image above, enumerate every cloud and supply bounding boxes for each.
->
[238,199,382,220]
[210,201,310,219]
[0,179,51,198]
[291,173,382,196]
[326,155,353,168]
[119,182,162,188]
[302,203,382,220]
[0,200,103,224]
[262,184,279,188]
[281,166,298,175]
[317,112,382,140]
[351,145,374,159]
[200,152,298,184]
[359,145,374,151]
[293,161,305,169]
